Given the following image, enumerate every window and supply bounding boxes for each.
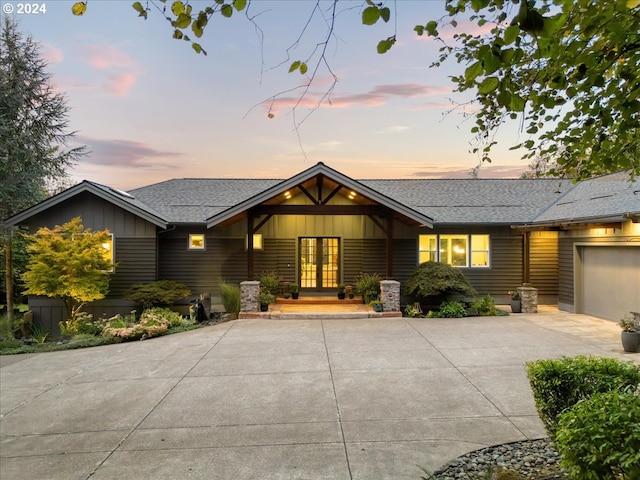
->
[102,235,114,271]
[189,234,205,250]
[245,233,263,250]
[418,234,490,268]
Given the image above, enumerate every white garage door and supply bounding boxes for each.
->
[582,246,640,321]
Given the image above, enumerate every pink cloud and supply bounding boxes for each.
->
[41,44,64,64]
[78,44,141,96]
[83,44,135,70]
[267,83,450,113]
[103,71,138,96]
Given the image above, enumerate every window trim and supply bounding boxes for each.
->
[419,233,490,268]
[188,233,206,250]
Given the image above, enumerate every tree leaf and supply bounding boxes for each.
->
[377,37,396,54]
[221,4,233,17]
[71,2,87,16]
[171,1,184,16]
[478,76,499,94]
[464,62,483,83]
[503,25,519,45]
[414,25,424,36]
[379,7,391,23]
[192,43,206,55]
[362,6,380,25]
[289,61,301,73]
[426,20,438,36]
[233,0,247,11]
[173,13,191,28]
[299,62,308,75]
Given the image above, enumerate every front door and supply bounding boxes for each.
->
[299,237,339,290]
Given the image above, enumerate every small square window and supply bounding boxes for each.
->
[189,234,205,250]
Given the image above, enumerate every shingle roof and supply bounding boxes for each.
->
[130,176,572,225]
[360,178,572,224]
[532,172,640,224]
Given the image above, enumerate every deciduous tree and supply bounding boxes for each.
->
[22,217,114,320]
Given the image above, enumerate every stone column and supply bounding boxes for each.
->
[240,281,260,313]
[518,283,538,314]
[380,280,400,312]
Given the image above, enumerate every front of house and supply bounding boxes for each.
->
[4,163,640,335]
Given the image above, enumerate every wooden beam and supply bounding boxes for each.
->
[247,213,254,280]
[298,185,319,205]
[322,185,342,205]
[254,214,272,232]
[253,204,387,216]
[368,214,387,234]
[386,212,393,278]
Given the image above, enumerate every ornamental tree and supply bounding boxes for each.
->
[22,217,114,319]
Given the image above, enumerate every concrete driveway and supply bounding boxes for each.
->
[1,309,637,480]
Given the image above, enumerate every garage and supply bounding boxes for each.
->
[580,245,640,321]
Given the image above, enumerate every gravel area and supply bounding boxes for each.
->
[430,438,570,479]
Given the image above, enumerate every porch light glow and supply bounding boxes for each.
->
[284,191,292,199]
[348,191,356,199]
[453,245,465,254]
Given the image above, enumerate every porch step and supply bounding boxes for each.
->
[239,301,401,319]
[276,295,363,305]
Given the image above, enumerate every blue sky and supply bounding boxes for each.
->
[2,0,530,190]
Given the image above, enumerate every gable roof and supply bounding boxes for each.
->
[5,165,638,230]
[204,162,434,228]
[3,180,168,228]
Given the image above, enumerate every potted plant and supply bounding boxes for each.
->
[370,298,383,312]
[337,284,346,300]
[509,290,521,313]
[619,315,639,352]
[346,285,354,299]
[355,272,381,304]
[289,283,299,300]
[258,291,275,312]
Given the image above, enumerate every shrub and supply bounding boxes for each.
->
[355,272,381,304]
[526,356,640,439]
[403,262,477,301]
[259,271,280,295]
[140,307,184,328]
[125,280,191,309]
[219,280,241,314]
[427,300,467,318]
[59,312,102,337]
[470,295,499,316]
[258,291,275,305]
[555,389,640,479]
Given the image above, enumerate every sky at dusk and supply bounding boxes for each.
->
[2,0,531,190]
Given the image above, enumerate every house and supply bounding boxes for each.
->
[4,162,639,335]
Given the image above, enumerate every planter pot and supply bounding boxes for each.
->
[510,300,521,313]
[260,303,269,312]
[338,292,346,300]
[372,303,383,313]
[621,331,639,353]
[291,292,299,300]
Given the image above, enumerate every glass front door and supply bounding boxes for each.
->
[299,237,339,289]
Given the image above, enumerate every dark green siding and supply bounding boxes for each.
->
[108,237,157,296]
[529,233,559,297]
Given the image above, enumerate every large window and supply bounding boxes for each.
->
[419,234,490,268]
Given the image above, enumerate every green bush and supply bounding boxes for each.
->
[141,307,184,328]
[354,272,381,304]
[470,295,499,316]
[403,262,476,301]
[59,312,102,337]
[427,300,467,318]
[219,280,241,314]
[526,356,640,439]
[259,271,280,295]
[125,280,191,309]
[555,389,640,479]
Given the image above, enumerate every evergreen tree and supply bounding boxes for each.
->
[0,17,85,324]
